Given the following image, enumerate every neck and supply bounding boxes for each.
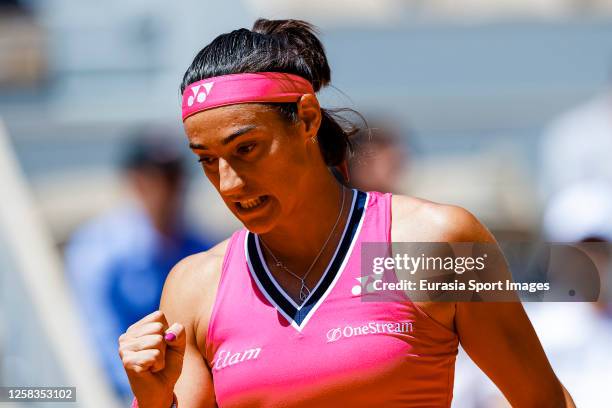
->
[259,172,349,271]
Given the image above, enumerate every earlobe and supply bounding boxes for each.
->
[297,94,322,141]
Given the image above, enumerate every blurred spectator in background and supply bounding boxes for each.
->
[64,129,213,399]
[348,121,409,193]
[533,180,612,407]
[543,180,612,243]
[539,81,612,202]
[452,180,612,408]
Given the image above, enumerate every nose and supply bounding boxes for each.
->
[218,158,245,195]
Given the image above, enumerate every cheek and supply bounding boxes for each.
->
[263,138,308,184]
[201,168,220,191]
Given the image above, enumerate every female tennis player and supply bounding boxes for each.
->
[118,19,575,407]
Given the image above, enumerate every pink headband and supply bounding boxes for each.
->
[181,72,315,121]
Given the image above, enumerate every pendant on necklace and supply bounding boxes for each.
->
[299,283,311,302]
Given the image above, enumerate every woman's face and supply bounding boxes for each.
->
[184,103,317,234]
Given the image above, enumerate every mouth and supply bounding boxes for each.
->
[234,195,270,212]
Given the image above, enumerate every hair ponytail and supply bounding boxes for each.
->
[181,18,363,168]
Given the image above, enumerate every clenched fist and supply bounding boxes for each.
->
[119,310,186,408]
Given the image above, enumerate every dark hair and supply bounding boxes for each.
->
[180,18,360,167]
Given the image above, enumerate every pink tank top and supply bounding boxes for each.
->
[205,190,459,407]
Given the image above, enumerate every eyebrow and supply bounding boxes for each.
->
[189,125,258,150]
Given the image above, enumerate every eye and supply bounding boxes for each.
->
[198,156,217,166]
[237,143,256,155]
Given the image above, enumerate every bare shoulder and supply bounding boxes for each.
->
[161,239,230,304]
[160,238,231,350]
[391,194,493,243]
[390,195,497,332]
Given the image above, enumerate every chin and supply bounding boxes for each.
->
[242,221,274,235]
[226,200,279,235]
[236,217,278,235]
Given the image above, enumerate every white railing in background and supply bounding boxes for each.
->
[0,118,121,408]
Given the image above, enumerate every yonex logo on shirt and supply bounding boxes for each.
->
[187,82,215,106]
[213,347,262,371]
[326,321,413,343]
[351,277,364,296]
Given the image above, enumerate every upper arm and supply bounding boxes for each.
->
[439,206,565,407]
[456,302,564,407]
[393,196,567,406]
[158,252,221,408]
[173,331,216,407]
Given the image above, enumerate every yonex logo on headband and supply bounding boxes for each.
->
[187,82,215,107]
[181,72,315,121]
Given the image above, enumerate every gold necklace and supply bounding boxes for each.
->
[260,187,346,304]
